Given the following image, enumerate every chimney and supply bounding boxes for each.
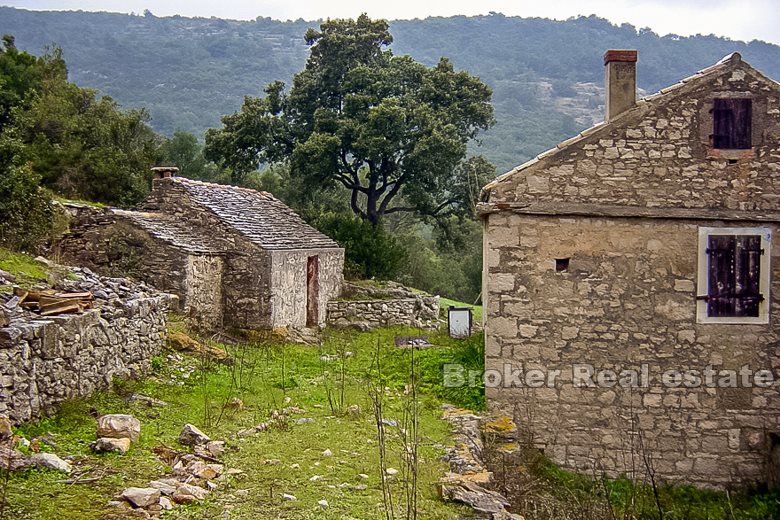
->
[604,50,637,122]
[151,166,179,180]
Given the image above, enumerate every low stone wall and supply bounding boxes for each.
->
[0,271,175,424]
[326,296,440,329]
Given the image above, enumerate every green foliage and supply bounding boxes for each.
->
[158,130,226,181]
[205,15,495,226]
[316,213,406,280]
[5,9,780,175]
[0,248,48,284]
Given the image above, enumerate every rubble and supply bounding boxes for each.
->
[97,414,142,443]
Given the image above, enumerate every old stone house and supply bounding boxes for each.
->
[479,51,780,487]
[56,168,344,331]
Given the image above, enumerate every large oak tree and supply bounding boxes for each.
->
[204,15,495,226]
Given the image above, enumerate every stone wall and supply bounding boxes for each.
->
[0,271,174,424]
[327,296,440,329]
[271,249,345,329]
[484,215,780,488]
[185,255,224,330]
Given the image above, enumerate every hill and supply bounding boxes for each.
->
[3,8,780,173]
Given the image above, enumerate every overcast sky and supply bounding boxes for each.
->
[6,0,780,45]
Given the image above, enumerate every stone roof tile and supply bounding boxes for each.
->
[172,178,341,250]
[111,209,224,254]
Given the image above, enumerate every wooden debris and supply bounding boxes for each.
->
[7,287,93,316]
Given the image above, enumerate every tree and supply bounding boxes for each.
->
[205,15,495,226]
[158,130,224,181]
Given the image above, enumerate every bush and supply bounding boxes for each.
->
[316,213,406,280]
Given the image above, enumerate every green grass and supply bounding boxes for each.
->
[53,196,107,209]
[0,249,49,287]
[3,324,478,519]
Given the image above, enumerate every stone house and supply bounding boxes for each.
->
[56,168,344,331]
[479,51,780,487]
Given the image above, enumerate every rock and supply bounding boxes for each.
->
[295,418,315,425]
[34,256,53,267]
[0,269,16,284]
[309,475,322,481]
[0,415,13,441]
[121,487,161,508]
[440,481,511,516]
[175,483,208,501]
[346,404,361,418]
[205,440,226,458]
[354,484,368,491]
[227,398,244,410]
[92,437,131,454]
[385,468,399,476]
[282,493,297,501]
[290,463,300,469]
[159,497,173,510]
[178,423,210,447]
[97,414,141,443]
[129,394,168,407]
[235,489,250,497]
[30,453,72,473]
[321,449,332,457]
[264,459,281,465]
[148,480,178,496]
[0,445,32,471]
[318,499,329,509]
[172,493,198,505]
[357,473,369,480]
[168,331,232,364]
[381,419,398,427]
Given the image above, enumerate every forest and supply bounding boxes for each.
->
[2,8,780,302]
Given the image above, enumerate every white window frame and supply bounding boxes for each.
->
[697,226,772,324]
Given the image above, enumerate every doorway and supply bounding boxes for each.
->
[306,256,319,327]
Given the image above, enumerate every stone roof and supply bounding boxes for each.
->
[171,177,341,251]
[111,209,224,254]
[482,52,775,194]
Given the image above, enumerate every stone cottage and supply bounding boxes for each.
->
[56,168,344,331]
[479,51,780,487]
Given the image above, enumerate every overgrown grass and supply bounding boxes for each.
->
[486,439,780,519]
[2,324,479,519]
[0,249,48,288]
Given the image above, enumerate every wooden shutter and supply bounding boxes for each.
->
[706,234,763,317]
[711,99,752,149]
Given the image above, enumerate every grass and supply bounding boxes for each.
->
[1,323,480,519]
[0,249,49,288]
[485,437,780,520]
[53,196,106,209]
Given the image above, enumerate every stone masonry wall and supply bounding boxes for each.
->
[327,296,440,329]
[271,249,344,328]
[0,272,174,424]
[483,214,780,487]
[185,255,224,330]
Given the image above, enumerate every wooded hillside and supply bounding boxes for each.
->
[3,7,779,173]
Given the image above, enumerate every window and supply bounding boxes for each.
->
[711,98,752,149]
[697,227,771,324]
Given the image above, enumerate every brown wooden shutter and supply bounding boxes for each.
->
[711,99,752,149]
[706,234,763,317]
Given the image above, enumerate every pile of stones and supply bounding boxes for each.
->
[439,404,523,520]
[111,423,233,519]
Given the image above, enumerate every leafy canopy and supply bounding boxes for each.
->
[205,15,495,225]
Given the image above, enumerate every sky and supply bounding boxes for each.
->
[5,0,780,45]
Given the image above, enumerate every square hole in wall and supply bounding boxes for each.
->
[555,258,570,272]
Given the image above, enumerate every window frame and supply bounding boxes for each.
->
[697,227,772,324]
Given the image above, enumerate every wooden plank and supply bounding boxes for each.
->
[40,301,81,316]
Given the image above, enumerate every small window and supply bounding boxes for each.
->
[697,227,771,324]
[555,258,570,272]
[711,98,752,149]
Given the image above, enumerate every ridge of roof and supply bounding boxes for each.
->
[483,52,747,192]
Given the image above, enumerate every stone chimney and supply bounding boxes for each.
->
[151,166,179,180]
[604,50,637,122]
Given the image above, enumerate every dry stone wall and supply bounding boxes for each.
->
[0,269,175,424]
[327,296,439,329]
